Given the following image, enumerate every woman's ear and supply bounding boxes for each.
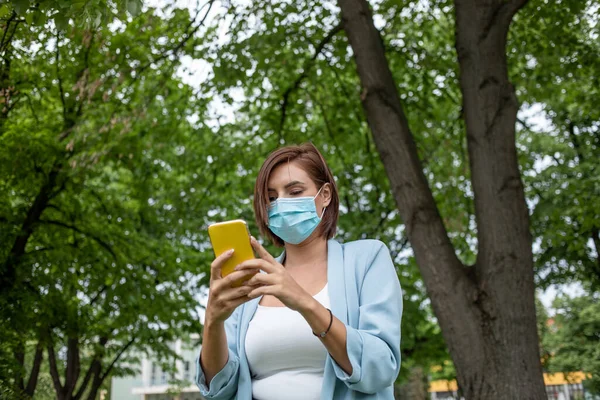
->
[321,183,332,208]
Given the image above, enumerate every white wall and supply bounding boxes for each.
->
[110,337,202,399]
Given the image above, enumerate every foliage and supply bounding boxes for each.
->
[0,1,232,398]
[542,288,600,394]
[2,0,142,29]
[510,0,600,289]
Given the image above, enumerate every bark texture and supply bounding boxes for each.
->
[336,0,547,398]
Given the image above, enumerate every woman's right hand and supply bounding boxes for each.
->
[204,249,258,324]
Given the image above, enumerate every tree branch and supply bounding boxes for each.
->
[88,284,107,307]
[73,360,97,400]
[25,341,44,396]
[55,31,67,123]
[73,336,108,400]
[13,342,25,391]
[592,228,600,274]
[3,19,20,56]
[22,91,40,123]
[38,219,118,261]
[71,29,97,123]
[65,337,81,397]
[0,12,17,51]
[134,0,214,81]
[24,246,57,256]
[88,189,111,216]
[567,121,584,162]
[1,161,61,293]
[304,87,356,214]
[516,117,532,131]
[47,341,64,396]
[74,358,100,400]
[99,337,136,383]
[278,22,343,139]
[390,236,410,262]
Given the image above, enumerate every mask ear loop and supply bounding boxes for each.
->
[315,184,327,218]
[319,206,327,219]
[314,183,329,200]
[313,185,323,199]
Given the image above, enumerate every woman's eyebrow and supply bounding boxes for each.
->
[284,180,304,189]
[267,180,305,191]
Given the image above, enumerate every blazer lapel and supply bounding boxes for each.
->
[322,239,347,399]
[327,239,348,324]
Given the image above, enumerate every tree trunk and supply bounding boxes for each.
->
[13,342,25,394]
[48,341,66,400]
[336,0,547,398]
[83,360,103,400]
[0,12,20,136]
[85,336,135,400]
[12,338,43,398]
[65,337,81,400]
[0,162,62,293]
[25,342,44,397]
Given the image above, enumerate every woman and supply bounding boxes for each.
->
[196,143,403,399]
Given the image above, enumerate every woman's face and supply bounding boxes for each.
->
[267,161,330,214]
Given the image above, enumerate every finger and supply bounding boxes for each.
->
[250,236,277,264]
[235,258,277,274]
[226,292,256,310]
[247,284,277,299]
[219,285,254,301]
[220,269,259,288]
[244,272,276,287]
[210,249,235,280]
[212,269,254,292]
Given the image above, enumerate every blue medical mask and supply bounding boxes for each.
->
[267,186,326,245]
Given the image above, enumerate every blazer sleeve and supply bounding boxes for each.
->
[195,307,242,399]
[331,240,403,394]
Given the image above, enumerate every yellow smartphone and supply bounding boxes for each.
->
[208,219,256,287]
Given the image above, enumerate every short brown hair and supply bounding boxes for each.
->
[253,143,339,247]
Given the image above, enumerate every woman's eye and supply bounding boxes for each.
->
[290,190,303,196]
[268,197,277,202]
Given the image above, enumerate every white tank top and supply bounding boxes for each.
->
[245,284,330,400]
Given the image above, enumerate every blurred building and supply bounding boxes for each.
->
[110,335,204,400]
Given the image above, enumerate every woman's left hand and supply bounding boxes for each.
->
[234,237,313,312]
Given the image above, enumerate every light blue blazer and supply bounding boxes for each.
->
[196,239,403,399]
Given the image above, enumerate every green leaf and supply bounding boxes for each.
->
[126,0,142,17]
[32,10,47,26]
[54,12,68,30]
[92,10,102,28]
[13,0,29,15]
[0,4,10,18]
